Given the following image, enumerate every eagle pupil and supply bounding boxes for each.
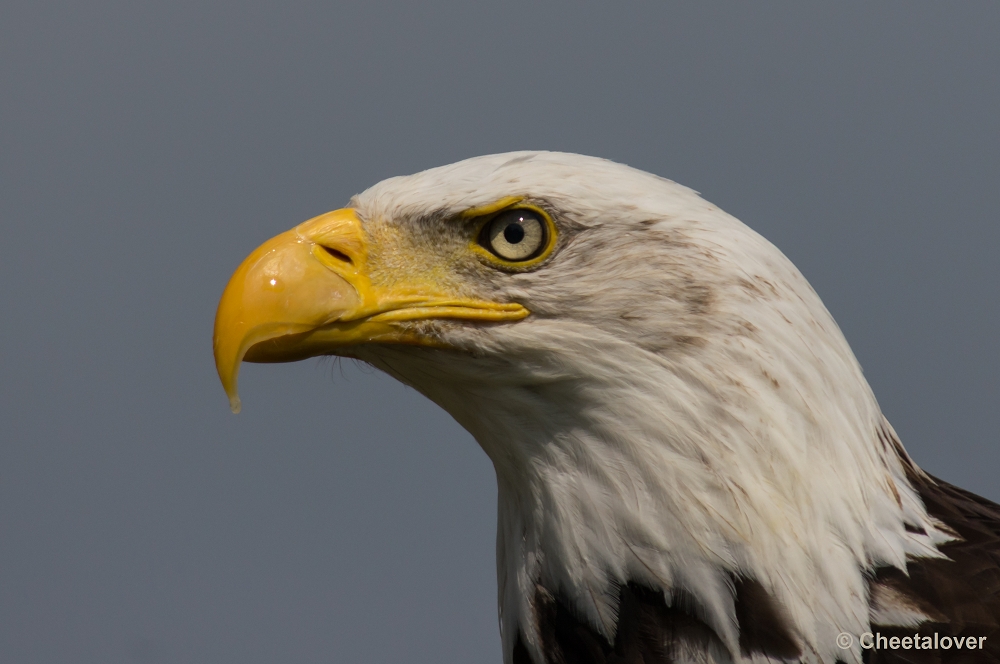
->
[504,223,525,244]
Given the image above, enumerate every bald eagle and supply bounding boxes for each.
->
[214,152,1000,664]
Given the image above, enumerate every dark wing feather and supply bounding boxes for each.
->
[512,583,720,664]
[867,472,1000,664]
[514,579,798,664]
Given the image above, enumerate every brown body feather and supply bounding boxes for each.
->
[867,473,1000,664]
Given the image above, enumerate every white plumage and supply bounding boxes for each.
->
[348,153,951,663]
[216,152,999,664]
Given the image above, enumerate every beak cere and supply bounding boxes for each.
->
[213,207,531,414]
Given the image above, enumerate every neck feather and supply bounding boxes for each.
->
[367,312,949,663]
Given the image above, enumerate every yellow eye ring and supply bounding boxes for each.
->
[468,202,558,270]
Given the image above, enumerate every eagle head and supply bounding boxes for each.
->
[214,152,955,664]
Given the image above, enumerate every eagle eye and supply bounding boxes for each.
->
[481,209,546,261]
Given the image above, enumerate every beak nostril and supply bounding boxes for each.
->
[321,245,353,265]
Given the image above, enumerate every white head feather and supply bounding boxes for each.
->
[346,152,950,664]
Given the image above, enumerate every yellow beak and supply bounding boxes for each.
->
[213,208,529,413]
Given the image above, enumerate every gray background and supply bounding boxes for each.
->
[2,2,998,662]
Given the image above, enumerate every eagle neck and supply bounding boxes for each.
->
[444,337,946,664]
